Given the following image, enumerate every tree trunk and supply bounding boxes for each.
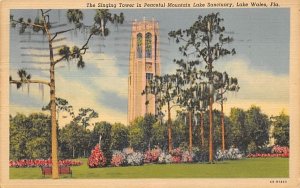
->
[221,98,225,152]
[72,146,75,158]
[43,10,59,178]
[50,64,59,178]
[200,112,204,148]
[167,101,172,151]
[209,96,213,163]
[189,111,192,153]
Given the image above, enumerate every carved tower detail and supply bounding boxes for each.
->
[128,18,160,123]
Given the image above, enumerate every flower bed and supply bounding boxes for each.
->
[246,153,289,158]
[272,145,289,154]
[246,145,289,158]
[9,159,82,168]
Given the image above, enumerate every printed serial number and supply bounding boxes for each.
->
[270,180,288,184]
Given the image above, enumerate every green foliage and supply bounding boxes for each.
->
[171,117,188,148]
[142,114,156,150]
[74,108,98,129]
[272,112,289,146]
[152,121,168,150]
[128,114,157,151]
[229,107,248,151]
[245,106,270,150]
[59,121,87,158]
[10,113,51,160]
[93,9,124,36]
[128,117,144,150]
[111,123,129,151]
[67,9,83,28]
[229,106,271,153]
[92,122,112,163]
[42,97,74,119]
[247,141,257,154]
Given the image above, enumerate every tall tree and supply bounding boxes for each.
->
[74,108,99,130]
[213,71,239,151]
[229,107,248,152]
[10,113,51,160]
[173,59,206,152]
[245,106,270,150]
[9,9,124,178]
[111,123,129,151]
[128,117,144,151]
[42,97,74,122]
[142,114,157,151]
[142,74,179,151]
[169,13,236,162]
[59,121,86,158]
[272,111,289,146]
[92,121,113,163]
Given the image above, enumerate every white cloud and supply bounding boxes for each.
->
[10,38,130,125]
[215,57,289,116]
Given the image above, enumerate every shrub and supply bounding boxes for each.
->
[169,148,183,163]
[126,152,144,166]
[192,147,208,162]
[88,144,107,168]
[181,151,193,163]
[247,141,257,154]
[215,147,243,161]
[111,151,126,167]
[158,152,172,164]
[272,145,289,154]
[144,147,162,163]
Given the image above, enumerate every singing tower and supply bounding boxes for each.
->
[128,18,160,123]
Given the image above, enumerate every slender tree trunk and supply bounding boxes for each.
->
[50,64,59,178]
[209,96,213,163]
[200,112,204,148]
[221,97,225,152]
[72,146,75,159]
[43,10,59,178]
[167,101,172,151]
[207,29,214,163]
[189,111,192,153]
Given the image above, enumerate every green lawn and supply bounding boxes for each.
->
[10,158,288,179]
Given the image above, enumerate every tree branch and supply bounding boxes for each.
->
[54,30,95,65]
[50,28,76,42]
[11,19,44,29]
[10,79,50,86]
[43,9,52,14]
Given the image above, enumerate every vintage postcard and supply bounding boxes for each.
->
[0,0,299,187]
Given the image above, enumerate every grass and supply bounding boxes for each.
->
[10,158,288,179]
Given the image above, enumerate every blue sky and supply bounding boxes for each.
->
[9,8,289,125]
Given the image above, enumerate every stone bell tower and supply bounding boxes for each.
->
[128,18,160,124]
